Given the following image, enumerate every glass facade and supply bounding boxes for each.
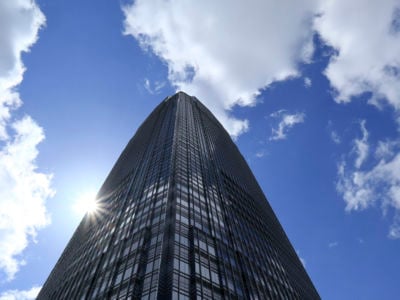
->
[38,92,319,299]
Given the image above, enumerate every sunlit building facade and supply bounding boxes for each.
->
[38,92,319,299]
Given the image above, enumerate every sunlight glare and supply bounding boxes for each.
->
[73,191,99,216]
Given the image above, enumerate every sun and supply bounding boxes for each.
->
[73,191,99,216]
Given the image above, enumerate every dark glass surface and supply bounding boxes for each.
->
[38,92,319,299]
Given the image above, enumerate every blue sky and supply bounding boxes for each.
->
[1,0,400,299]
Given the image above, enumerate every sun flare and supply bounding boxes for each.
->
[73,191,99,216]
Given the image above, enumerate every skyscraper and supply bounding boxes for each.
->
[38,92,319,299]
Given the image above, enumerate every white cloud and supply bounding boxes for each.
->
[0,286,41,300]
[0,0,45,139]
[0,1,53,281]
[123,0,317,137]
[337,129,400,238]
[0,117,54,281]
[123,1,400,137]
[315,0,400,110]
[270,111,305,141]
[353,120,369,169]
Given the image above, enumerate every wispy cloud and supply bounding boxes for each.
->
[375,140,400,160]
[296,250,306,267]
[337,123,400,238]
[353,120,369,169]
[270,111,305,141]
[0,285,41,300]
[330,130,341,144]
[328,241,339,248]
[255,150,266,158]
[0,0,54,281]
[388,219,400,239]
[144,78,166,95]
[327,121,341,144]
[304,77,312,88]
[299,257,306,267]
[123,0,316,138]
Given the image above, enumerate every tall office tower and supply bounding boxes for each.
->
[38,92,319,299]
